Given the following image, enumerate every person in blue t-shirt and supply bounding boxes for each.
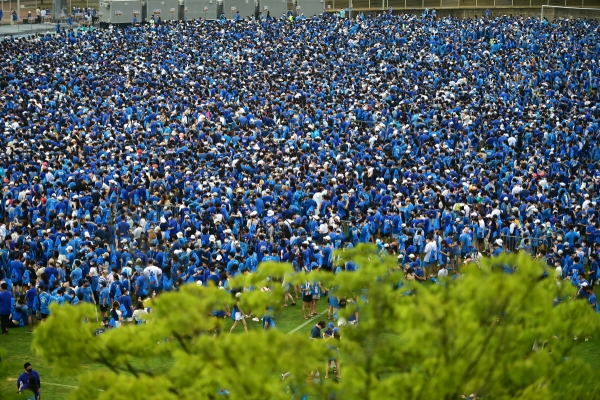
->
[99,281,111,318]
[10,307,24,327]
[262,307,276,330]
[118,289,134,325]
[38,286,51,321]
[310,321,325,339]
[134,272,149,301]
[585,285,598,313]
[24,281,37,333]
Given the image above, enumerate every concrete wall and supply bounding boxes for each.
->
[184,0,219,20]
[335,6,600,20]
[296,0,326,16]
[261,0,289,18]
[146,0,180,20]
[225,0,256,18]
[402,7,542,18]
[99,0,143,24]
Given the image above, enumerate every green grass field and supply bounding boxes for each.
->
[2,296,600,399]
[0,297,330,399]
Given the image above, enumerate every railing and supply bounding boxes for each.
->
[324,0,599,10]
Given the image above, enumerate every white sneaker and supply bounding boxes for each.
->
[252,317,260,322]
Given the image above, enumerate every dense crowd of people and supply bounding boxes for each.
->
[0,11,600,340]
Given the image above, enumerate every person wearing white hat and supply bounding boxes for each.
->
[230,292,248,334]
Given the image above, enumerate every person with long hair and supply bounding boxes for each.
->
[16,363,41,399]
[25,375,40,400]
[229,292,248,333]
[110,300,122,328]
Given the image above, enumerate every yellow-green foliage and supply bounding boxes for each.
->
[32,245,600,400]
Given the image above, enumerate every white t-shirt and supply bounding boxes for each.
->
[423,241,438,262]
[437,268,448,278]
[144,265,162,280]
[132,309,148,323]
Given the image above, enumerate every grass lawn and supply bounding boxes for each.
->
[2,296,600,399]
[0,296,328,399]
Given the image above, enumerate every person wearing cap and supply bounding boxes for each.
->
[229,292,248,334]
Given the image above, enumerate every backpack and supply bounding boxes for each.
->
[162,275,173,291]
[185,274,195,284]
[32,294,40,311]
[10,269,18,281]
[149,272,158,289]
[231,304,238,322]
[119,302,128,317]
[383,218,391,234]
[22,269,30,285]
[111,281,122,298]
[137,276,148,295]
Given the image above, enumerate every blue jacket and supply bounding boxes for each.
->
[0,290,13,314]
[17,370,41,392]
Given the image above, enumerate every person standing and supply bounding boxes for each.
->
[17,362,41,396]
[0,282,13,335]
[423,235,438,278]
[229,292,248,333]
[118,288,134,325]
[24,280,37,333]
[324,329,341,379]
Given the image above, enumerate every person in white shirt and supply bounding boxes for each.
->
[121,262,133,279]
[143,264,162,281]
[511,183,523,196]
[423,236,438,278]
[312,190,325,212]
[132,224,143,240]
[437,264,448,278]
[132,300,149,324]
